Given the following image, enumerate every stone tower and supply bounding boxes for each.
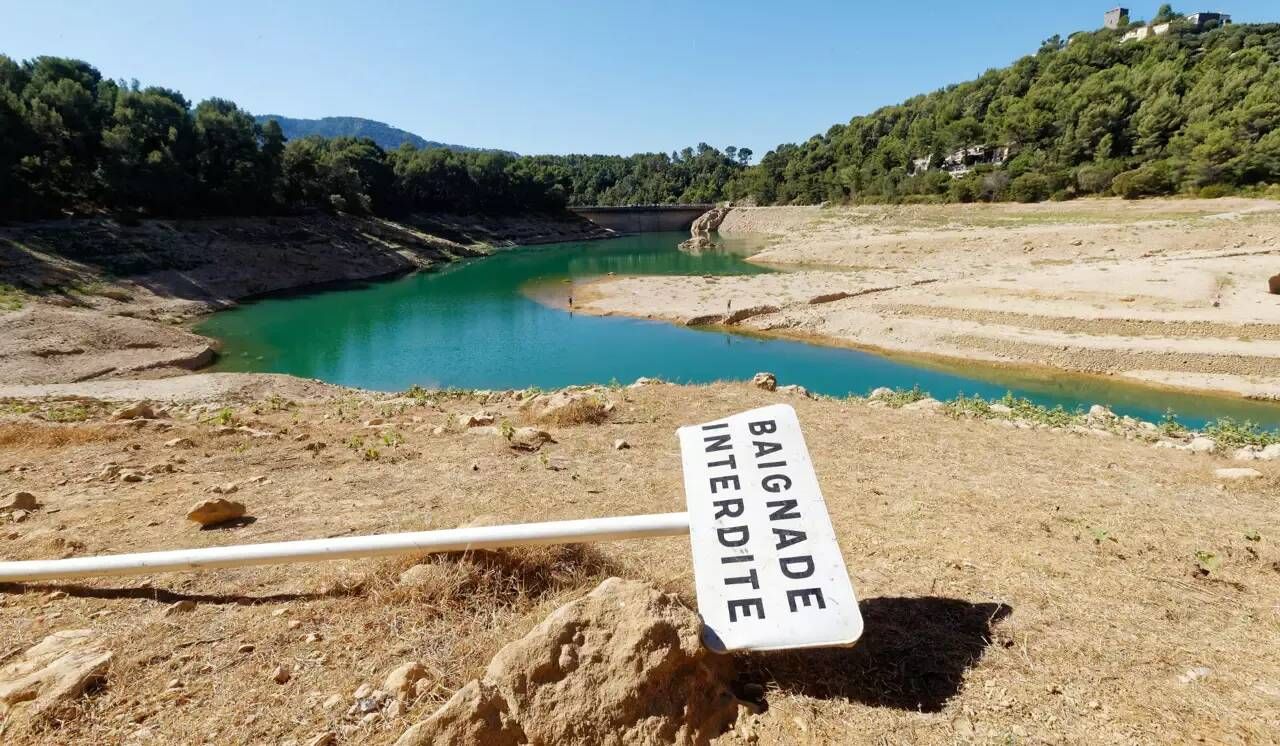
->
[1104,7,1129,29]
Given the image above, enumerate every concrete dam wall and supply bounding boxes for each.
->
[570,205,713,234]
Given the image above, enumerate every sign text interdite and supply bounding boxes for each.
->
[679,404,862,652]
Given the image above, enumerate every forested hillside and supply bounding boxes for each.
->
[728,19,1280,204]
[4,17,1277,219]
[252,115,499,154]
[0,54,743,219]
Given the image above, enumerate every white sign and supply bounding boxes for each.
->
[679,403,862,652]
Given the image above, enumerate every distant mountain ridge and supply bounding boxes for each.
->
[254,115,512,155]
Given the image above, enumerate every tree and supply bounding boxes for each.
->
[100,86,195,213]
[1154,4,1179,24]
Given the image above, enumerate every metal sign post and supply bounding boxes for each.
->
[0,405,862,652]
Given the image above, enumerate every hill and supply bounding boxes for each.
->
[252,115,507,154]
[728,20,1280,204]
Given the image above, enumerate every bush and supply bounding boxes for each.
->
[1112,162,1176,199]
[1197,184,1233,199]
[1075,161,1125,194]
[948,176,980,203]
[1009,173,1052,203]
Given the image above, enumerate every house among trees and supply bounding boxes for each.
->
[1121,8,1231,42]
[911,145,1012,179]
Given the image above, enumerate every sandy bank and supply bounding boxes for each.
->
[577,198,1280,399]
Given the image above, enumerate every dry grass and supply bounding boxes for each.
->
[0,421,123,448]
[1,382,1277,744]
[525,393,614,426]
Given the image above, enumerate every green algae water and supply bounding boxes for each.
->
[197,232,1280,429]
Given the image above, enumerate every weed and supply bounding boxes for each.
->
[1159,409,1189,438]
[874,385,930,408]
[43,404,90,422]
[362,447,381,461]
[0,283,24,312]
[381,430,404,448]
[499,419,516,440]
[207,407,237,426]
[1194,550,1220,574]
[1204,417,1280,450]
[1244,530,1261,543]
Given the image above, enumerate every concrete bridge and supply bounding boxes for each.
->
[570,204,713,234]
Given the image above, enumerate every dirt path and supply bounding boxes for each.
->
[576,198,1280,399]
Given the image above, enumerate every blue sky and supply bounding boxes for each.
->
[3,1,1274,157]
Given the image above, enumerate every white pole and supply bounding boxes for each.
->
[0,512,691,583]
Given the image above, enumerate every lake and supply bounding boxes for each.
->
[197,232,1280,429]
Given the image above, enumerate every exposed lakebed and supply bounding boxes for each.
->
[198,232,1280,428]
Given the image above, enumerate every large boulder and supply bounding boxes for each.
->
[395,578,738,746]
[679,207,731,252]
[0,629,113,724]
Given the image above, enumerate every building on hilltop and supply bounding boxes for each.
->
[1104,7,1130,29]
[911,145,1012,179]
[1121,9,1232,42]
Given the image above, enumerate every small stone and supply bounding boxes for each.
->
[470,462,480,472]
[237,644,255,654]
[353,683,373,700]
[1215,467,1263,481]
[413,678,432,699]
[1088,404,1115,420]
[306,633,322,644]
[1260,444,1280,461]
[209,482,239,495]
[186,498,246,527]
[1178,666,1212,684]
[1188,437,1215,453]
[120,471,144,483]
[166,678,184,690]
[322,694,344,709]
[112,402,164,420]
[305,733,337,746]
[507,427,554,452]
[272,665,292,684]
[162,600,195,616]
[751,372,777,391]
[385,661,428,699]
[613,439,630,450]
[463,411,496,427]
[902,398,944,412]
[431,426,447,436]
[287,620,302,630]
[164,437,195,449]
[1,492,38,512]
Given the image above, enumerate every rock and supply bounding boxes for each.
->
[272,664,292,684]
[305,733,337,746]
[777,384,812,399]
[507,427,555,453]
[463,411,497,428]
[521,391,612,424]
[1260,444,1280,461]
[186,498,246,526]
[0,629,114,724]
[120,470,145,483]
[1270,273,1280,295]
[679,206,731,252]
[1178,666,1212,684]
[164,437,195,449]
[9,509,31,523]
[1087,404,1116,421]
[628,377,657,389]
[1,491,37,512]
[163,600,195,616]
[209,482,239,495]
[1233,446,1261,461]
[902,398,944,412]
[1215,467,1263,480]
[112,402,165,420]
[613,439,630,450]
[1189,437,1216,453]
[385,662,429,700]
[989,403,1014,415]
[751,372,777,392]
[868,387,894,400]
[394,577,736,746]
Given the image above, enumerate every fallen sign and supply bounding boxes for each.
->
[0,404,861,652]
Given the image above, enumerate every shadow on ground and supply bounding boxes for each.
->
[737,596,1012,712]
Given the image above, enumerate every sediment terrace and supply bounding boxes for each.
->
[578,198,1280,399]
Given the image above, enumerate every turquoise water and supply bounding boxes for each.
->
[197,232,1280,429]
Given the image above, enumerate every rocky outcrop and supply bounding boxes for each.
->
[394,578,738,746]
[0,629,114,725]
[679,206,731,252]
